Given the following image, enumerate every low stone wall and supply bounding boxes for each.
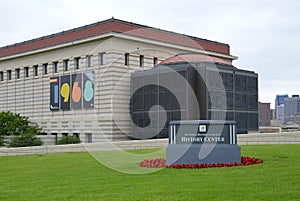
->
[237,131,300,145]
[259,127,282,133]
[1,132,300,157]
[0,139,168,156]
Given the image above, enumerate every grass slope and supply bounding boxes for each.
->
[0,145,299,201]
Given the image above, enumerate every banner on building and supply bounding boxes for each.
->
[60,75,71,110]
[50,71,94,110]
[50,77,59,110]
[71,73,82,109]
[83,71,94,108]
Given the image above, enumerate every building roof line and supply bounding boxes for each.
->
[106,18,229,47]
[0,31,236,62]
[0,18,231,58]
[0,18,229,51]
[0,18,112,50]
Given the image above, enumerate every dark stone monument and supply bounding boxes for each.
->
[166,120,241,165]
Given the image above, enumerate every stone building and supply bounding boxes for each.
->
[0,18,239,142]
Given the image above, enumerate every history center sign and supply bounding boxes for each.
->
[169,120,237,145]
[167,120,240,165]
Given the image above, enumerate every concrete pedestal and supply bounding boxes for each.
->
[166,144,241,165]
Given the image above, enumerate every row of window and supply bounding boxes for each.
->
[0,52,159,81]
[49,133,92,143]
[125,53,158,67]
[0,53,106,81]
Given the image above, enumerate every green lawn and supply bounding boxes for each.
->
[0,145,299,201]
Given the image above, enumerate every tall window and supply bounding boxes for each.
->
[75,57,81,69]
[125,53,129,66]
[87,55,93,67]
[99,53,106,65]
[85,133,92,143]
[63,59,69,71]
[43,63,48,75]
[24,67,29,78]
[15,68,20,79]
[33,65,38,76]
[0,71,3,81]
[7,70,12,80]
[153,57,158,66]
[139,55,144,67]
[53,61,59,73]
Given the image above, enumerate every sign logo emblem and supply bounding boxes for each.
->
[199,125,207,133]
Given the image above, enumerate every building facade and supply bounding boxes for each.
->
[275,94,288,122]
[258,102,271,127]
[0,18,239,142]
[275,94,289,106]
[284,95,300,124]
[131,54,258,136]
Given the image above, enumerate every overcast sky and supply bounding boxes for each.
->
[1,0,299,108]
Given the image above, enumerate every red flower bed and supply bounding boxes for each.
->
[140,156,263,169]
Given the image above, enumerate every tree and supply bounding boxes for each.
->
[0,111,40,136]
[0,111,43,147]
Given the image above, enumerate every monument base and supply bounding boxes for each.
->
[166,144,241,165]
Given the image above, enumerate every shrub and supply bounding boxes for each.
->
[57,135,81,145]
[0,135,4,147]
[9,134,43,147]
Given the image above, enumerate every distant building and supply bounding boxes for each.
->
[284,115,300,125]
[275,94,288,121]
[258,102,271,126]
[270,119,282,127]
[275,94,289,106]
[270,109,276,120]
[284,95,300,124]
[277,104,285,123]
